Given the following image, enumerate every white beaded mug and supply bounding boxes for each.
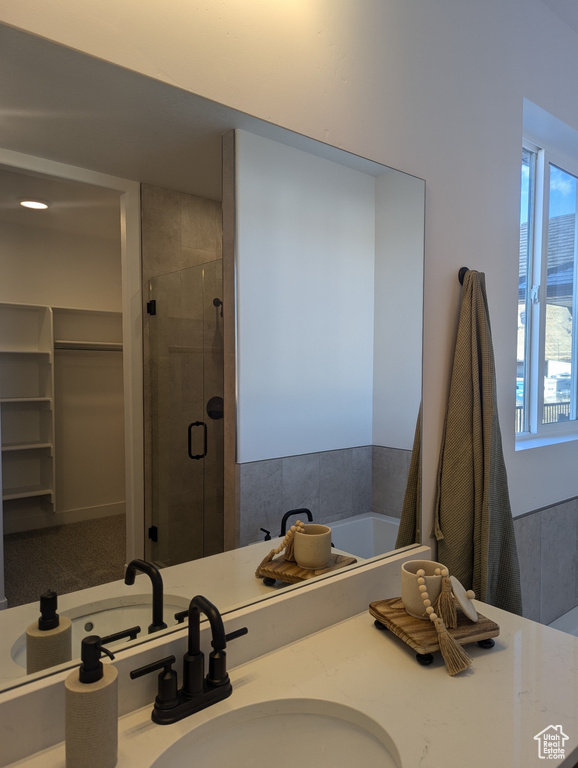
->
[401,560,444,619]
[293,524,332,570]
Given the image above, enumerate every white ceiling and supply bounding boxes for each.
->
[0,23,405,243]
[0,22,239,241]
[0,23,241,206]
[0,27,251,195]
[0,166,122,241]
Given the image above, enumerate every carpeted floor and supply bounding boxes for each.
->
[3,514,126,608]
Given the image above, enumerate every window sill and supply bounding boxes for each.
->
[515,428,578,451]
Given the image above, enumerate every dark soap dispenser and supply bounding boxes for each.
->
[64,628,139,768]
[25,590,72,674]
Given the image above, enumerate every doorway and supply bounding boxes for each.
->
[0,150,143,608]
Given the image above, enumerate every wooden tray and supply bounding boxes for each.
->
[256,552,357,585]
[369,597,499,658]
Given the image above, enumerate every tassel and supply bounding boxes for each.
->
[433,616,472,675]
[416,568,471,676]
[434,569,457,629]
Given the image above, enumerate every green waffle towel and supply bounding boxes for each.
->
[434,270,522,615]
[396,404,421,549]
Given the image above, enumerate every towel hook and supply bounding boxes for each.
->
[458,267,469,285]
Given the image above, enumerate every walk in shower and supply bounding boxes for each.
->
[145,260,224,567]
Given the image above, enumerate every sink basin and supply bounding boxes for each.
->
[11,594,190,669]
[149,699,401,768]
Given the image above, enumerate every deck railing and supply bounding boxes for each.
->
[515,401,571,433]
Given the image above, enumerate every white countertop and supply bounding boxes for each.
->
[9,600,578,768]
[0,537,362,687]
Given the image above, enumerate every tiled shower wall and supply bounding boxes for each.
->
[514,497,578,624]
[237,444,411,547]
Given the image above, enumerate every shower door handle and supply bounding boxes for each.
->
[188,421,207,460]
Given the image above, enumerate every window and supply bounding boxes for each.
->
[517,142,578,441]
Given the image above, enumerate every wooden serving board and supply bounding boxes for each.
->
[256,552,357,584]
[369,597,499,656]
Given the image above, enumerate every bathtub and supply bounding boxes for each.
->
[328,513,400,560]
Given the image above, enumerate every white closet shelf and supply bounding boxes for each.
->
[1,441,53,453]
[0,397,52,404]
[0,349,51,355]
[2,486,53,501]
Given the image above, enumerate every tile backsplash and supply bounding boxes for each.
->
[514,496,578,624]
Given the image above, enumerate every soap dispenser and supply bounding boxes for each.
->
[25,590,72,674]
[65,628,139,768]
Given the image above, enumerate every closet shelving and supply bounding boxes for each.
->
[53,307,123,353]
[0,303,55,506]
[0,302,123,525]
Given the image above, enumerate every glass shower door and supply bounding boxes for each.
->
[146,260,224,567]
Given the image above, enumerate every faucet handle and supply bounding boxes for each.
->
[172,613,249,645]
[208,626,249,687]
[102,625,141,643]
[221,626,249,645]
[130,655,179,715]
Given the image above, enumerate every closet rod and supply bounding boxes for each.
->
[54,341,123,352]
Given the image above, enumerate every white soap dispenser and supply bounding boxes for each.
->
[64,632,125,768]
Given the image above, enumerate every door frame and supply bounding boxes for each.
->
[0,147,144,562]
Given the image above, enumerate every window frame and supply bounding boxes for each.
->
[516,136,578,449]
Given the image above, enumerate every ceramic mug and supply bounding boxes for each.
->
[401,560,444,619]
[293,524,332,570]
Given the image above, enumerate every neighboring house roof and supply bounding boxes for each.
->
[520,213,576,308]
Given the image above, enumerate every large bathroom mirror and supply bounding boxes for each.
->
[0,23,424,691]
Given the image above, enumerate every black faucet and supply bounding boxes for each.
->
[124,559,167,633]
[183,595,229,695]
[130,595,247,725]
[280,508,313,536]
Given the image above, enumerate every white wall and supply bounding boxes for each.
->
[0,222,121,311]
[4,1,578,534]
[235,129,375,462]
[54,348,125,521]
[235,131,423,462]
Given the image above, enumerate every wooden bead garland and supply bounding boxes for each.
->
[255,521,306,574]
[416,568,472,676]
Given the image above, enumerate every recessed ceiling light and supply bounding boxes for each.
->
[20,199,49,210]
